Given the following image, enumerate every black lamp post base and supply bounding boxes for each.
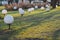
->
[21,14,24,17]
[8,24,11,30]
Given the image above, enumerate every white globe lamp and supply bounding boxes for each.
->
[4,15,14,29]
[18,8,23,11]
[18,8,25,17]
[46,8,50,12]
[28,8,32,13]
[56,5,58,7]
[2,9,7,16]
[40,6,45,10]
[46,5,49,8]
[45,5,50,11]
[13,6,17,10]
[31,8,34,11]
[35,6,38,9]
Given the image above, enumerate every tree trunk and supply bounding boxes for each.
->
[43,0,47,2]
[57,0,60,6]
[22,0,23,2]
[8,0,13,4]
[29,0,32,3]
[15,0,18,3]
[51,0,58,9]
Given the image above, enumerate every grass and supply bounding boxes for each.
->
[0,6,5,11]
[0,6,60,40]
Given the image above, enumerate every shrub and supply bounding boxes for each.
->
[5,4,13,11]
[4,2,47,10]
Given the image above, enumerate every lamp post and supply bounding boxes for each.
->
[2,9,7,16]
[4,15,14,30]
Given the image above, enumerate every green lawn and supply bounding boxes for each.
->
[0,6,60,40]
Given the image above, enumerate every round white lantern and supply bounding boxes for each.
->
[4,15,14,29]
[18,8,25,14]
[46,4,50,8]
[45,4,50,11]
[46,5,49,8]
[28,8,32,12]
[28,8,34,12]
[40,6,45,10]
[35,6,38,9]
[13,6,17,10]
[4,15,14,24]
[56,5,58,7]
[18,8,22,10]
[2,9,7,15]
[31,8,34,11]
[46,8,50,11]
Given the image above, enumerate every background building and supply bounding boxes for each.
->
[0,0,60,5]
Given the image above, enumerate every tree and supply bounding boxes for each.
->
[22,0,23,2]
[51,0,58,9]
[29,0,32,3]
[57,0,60,6]
[15,0,18,3]
[43,0,47,2]
[8,0,13,4]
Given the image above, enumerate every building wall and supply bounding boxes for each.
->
[0,0,8,5]
[47,0,51,2]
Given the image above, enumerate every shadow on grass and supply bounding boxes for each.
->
[0,10,60,40]
[53,29,60,40]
